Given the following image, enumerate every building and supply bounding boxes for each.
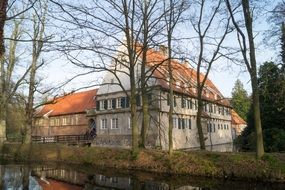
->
[231,110,247,139]
[33,89,97,136]
[87,45,234,150]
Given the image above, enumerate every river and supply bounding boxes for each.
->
[0,164,284,190]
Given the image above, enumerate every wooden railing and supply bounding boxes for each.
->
[31,135,95,145]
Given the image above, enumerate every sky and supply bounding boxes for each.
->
[41,0,279,99]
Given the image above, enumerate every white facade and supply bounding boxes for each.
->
[88,46,233,150]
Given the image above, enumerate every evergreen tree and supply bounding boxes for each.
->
[230,80,250,121]
[238,62,285,152]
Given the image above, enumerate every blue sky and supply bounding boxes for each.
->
[42,0,279,98]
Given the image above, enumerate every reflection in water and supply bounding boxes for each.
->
[0,164,284,190]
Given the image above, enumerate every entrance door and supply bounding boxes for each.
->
[88,119,96,138]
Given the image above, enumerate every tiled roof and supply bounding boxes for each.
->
[35,89,97,117]
[142,47,230,107]
[231,110,246,125]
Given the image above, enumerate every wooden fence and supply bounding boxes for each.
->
[31,135,95,145]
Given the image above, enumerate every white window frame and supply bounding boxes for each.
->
[173,117,178,128]
[108,99,112,109]
[101,119,107,129]
[128,117,131,129]
[111,118,118,129]
[117,98,122,108]
[100,100,105,110]
[62,117,67,125]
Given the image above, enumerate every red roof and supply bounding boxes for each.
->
[36,89,97,117]
[142,47,230,106]
[231,110,246,125]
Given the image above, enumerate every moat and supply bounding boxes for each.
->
[0,164,284,190]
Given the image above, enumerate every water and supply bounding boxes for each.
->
[0,164,284,190]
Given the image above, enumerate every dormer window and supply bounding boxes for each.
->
[176,81,181,88]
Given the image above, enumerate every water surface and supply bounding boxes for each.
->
[0,164,284,190]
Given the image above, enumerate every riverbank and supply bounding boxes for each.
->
[1,144,285,183]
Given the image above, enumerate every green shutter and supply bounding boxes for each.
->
[112,99,116,109]
[96,101,100,111]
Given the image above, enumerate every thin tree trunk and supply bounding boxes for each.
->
[139,0,149,148]
[0,0,8,114]
[242,0,264,158]
[196,90,205,149]
[0,0,8,141]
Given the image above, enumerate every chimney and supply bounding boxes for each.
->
[159,45,168,56]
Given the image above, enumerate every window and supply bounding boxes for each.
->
[224,124,226,130]
[128,117,131,129]
[39,119,43,126]
[62,117,67,125]
[101,119,107,129]
[207,123,210,132]
[111,118,118,129]
[204,104,208,112]
[178,118,181,129]
[187,99,193,109]
[218,124,220,130]
[181,118,185,129]
[188,119,192,129]
[120,97,129,108]
[136,94,141,106]
[104,100,108,110]
[213,123,215,132]
[209,104,213,113]
[100,100,105,110]
[50,118,55,126]
[96,101,100,111]
[75,115,79,125]
[112,98,116,109]
[174,96,177,107]
[227,124,229,130]
[173,117,178,128]
[55,118,60,126]
[99,175,106,181]
[108,99,112,109]
[181,96,186,108]
[111,177,118,183]
[117,98,122,108]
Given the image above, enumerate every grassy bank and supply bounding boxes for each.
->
[1,144,285,183]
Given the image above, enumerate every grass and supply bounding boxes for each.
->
[1,143,285,183]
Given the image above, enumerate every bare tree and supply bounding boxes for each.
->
[163,0,187,156]
[187,0,232,149]
[24,2,47,143]
[225,0,265,158]
[0,0,8,139]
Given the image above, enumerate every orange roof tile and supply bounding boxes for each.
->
[231,110,246,125]
[141,47,230,107]
[36,89,97,117]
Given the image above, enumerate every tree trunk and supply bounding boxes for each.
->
[130,70,139,157]
[140,92,149,148]
[242,0,264,158]
[139,2,150,148]
[196,90,205,150]
[0,0,8,141]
